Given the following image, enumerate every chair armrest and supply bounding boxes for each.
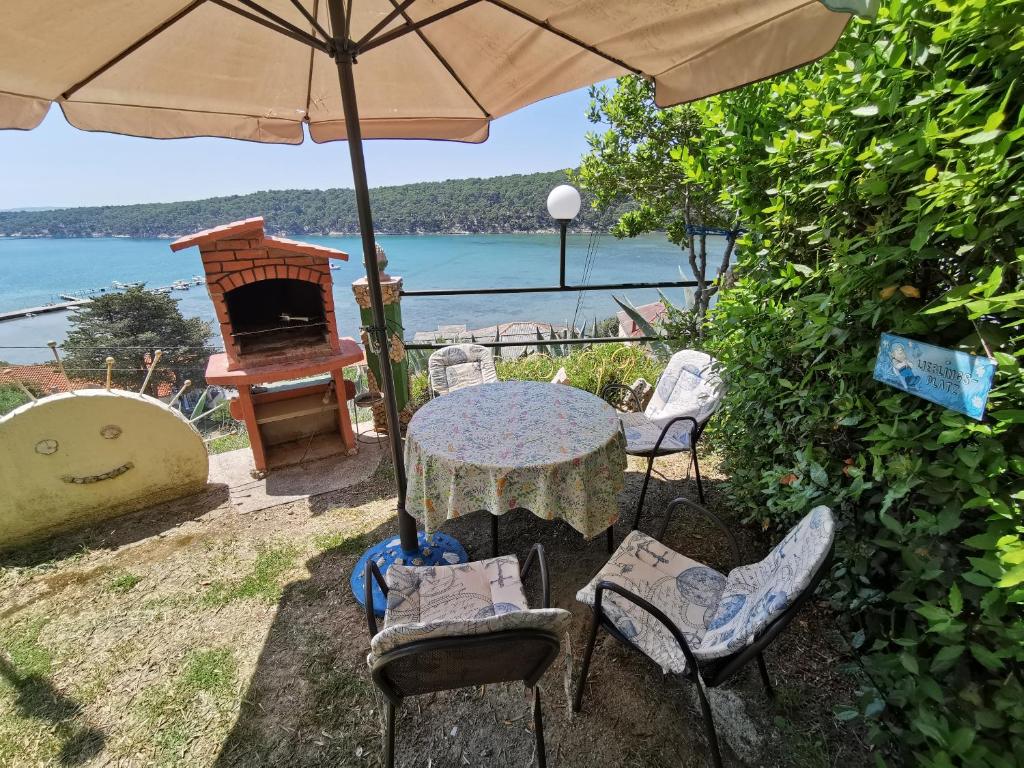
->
[650,415,700,454]
[657,497,742,569]
[364,560,389,639]
[520,543,550,609]
[593,580,700,675]
[601,382,643,413]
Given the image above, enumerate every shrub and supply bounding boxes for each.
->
[495,343,664,396]
[685,1,1024,764]
[0,383,33,416]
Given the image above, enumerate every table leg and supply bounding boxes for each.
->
[490,514,499,558]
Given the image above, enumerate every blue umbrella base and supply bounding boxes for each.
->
[351,531,469,617]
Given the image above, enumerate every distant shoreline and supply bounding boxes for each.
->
[0,169,633,240]
[0,229,623,240]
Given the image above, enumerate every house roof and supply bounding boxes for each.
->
[413,321,572,360]
[0,364,95,395]
[617,301,668,338]
[170,217,348,260]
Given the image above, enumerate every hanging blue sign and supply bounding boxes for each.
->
[873,333,996,420]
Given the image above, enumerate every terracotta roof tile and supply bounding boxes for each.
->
[264,235,348,260]
[0,364,96,395]
[616,301,668,338]
[170,217,265,251]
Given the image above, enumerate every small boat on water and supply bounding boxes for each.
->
[192,275,203,285]
[172,280,190,291]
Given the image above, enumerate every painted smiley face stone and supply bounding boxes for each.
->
[0,390,209,550]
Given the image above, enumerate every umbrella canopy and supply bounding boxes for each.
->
[1,0,854,143]
[0,0,863,556]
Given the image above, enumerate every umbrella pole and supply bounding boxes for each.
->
[328,2,468,620]
[333,46,417,554]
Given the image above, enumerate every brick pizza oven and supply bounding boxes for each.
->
[171,218,363,473]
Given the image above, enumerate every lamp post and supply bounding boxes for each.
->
[547,184,582,288]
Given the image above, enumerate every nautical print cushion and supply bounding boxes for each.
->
[370,556,569,657]
[634,350,725,451]
[576,530,726,675]
[698,506,835,659]
[428,344,498,395]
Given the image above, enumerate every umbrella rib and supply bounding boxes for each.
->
[208,1,329,54]
[61,0,209,100]
[383,0,490,118]
[356,0,419,49]
[304,0,321,125]
[289,0,332,42]
[359,0,482,54]
[484,0,643,77]
[226,0,332,48]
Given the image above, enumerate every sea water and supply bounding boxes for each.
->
[0,233,722,364]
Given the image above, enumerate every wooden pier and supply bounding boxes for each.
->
[0,298,92,322]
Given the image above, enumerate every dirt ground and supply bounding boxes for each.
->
[0,449,875,768]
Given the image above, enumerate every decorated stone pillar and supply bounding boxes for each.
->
[351,244,411,435]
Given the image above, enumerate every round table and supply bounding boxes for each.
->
[405,380,627,541]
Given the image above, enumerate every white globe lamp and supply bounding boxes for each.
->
[546,184,582,221]
[547,184,581,288]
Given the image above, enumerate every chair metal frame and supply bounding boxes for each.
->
[603,381,713,531]
[572,498,834,768]
[365,543,559,768]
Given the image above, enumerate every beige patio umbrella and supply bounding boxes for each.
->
[0,0,863,558]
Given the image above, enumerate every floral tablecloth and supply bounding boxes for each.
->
[405,380,627,539]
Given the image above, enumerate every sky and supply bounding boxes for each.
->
[0,85,604,210]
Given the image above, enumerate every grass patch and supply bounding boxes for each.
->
[312,530,370,556]
[203,543,299,606]
[0,617,105,766]
[0,617,52,679]
[138,648,238,766]
[106,571,142,594]
[207,431,250,455]
[179,648,237,697]
[771,686,844,768]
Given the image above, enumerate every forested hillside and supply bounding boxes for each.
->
[0,170,624,238]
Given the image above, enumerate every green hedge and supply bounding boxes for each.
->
[682,1,1023,764]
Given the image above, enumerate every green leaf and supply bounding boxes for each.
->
[949,583,963,615]
[960,129,1002,145]
[851,104,880,117]
[991,410,1024,423]
[970,644,1004,671]
[996,563,1024,587]
[809,462,828,486]
[190,386,211,420]
[900,652,919,674]
[835,706,860,722]
[932,645,964,671]
[947,727,975,755]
